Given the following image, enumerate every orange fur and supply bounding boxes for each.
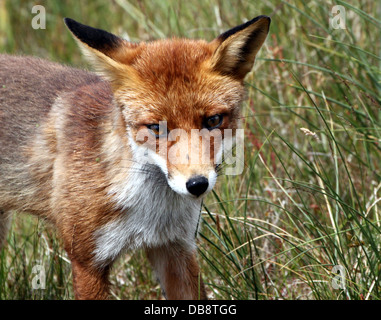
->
[0,16,270,299]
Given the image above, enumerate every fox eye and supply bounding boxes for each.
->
[146,124,168,138]
[204,114,223,130]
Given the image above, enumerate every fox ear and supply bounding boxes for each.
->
[210,15,270,80]
[64,18,139,85]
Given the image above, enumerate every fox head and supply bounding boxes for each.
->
[65,16,270,198]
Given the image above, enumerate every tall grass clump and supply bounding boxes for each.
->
[201,0,380,300]
[0,0,380,299]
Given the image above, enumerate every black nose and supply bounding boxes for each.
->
[186,176,209,197]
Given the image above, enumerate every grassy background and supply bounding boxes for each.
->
[0,0,380,300]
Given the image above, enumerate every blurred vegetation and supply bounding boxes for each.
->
[0,0,380,299]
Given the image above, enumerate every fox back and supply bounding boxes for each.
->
[0,16,270,299]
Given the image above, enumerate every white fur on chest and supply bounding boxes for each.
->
[93,163,202,267]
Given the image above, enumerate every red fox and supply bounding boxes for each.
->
[0,16,270,299]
